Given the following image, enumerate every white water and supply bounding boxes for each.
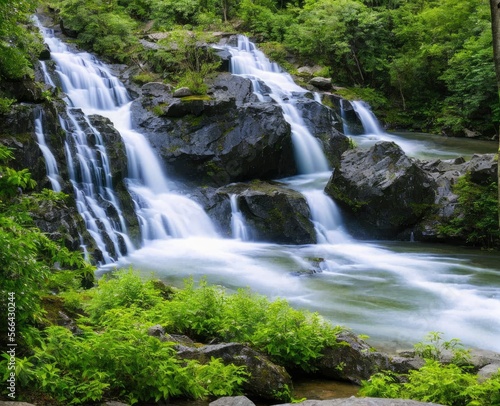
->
[36,25,500,352]
[230,194,251,241]
[38,22,217,264]
[228,36,329,174]
[34,110,62,192]
[348,100,493,160]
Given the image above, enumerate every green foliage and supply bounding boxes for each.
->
[0,0,43,80]
[413,332,471,365]
[10,325,246,404]
[438,173,500,248]
[49,0,139,61]
[0,97,16,114]
[85,269,162,322]
[359,333,500,406]
[162,279,343,371]
[0,146,94,331]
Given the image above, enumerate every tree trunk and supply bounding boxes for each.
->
[490,0,500,227]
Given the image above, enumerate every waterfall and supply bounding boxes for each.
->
[226,36,347,243]
[227,36,329,175]
[351,100,385,135]
[34,110,62,192]
[36,20,218,263]
[339,99,353,136]
[230,194,251,241]
[303,189,349,244]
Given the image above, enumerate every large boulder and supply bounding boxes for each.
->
[130,73,296,186]
[313,331,392,384]
[217,181,317,244]
[177,342,293,401]
[325,142,436,239]
[414,153,497,242]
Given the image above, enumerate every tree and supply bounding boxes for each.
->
[490,0,500,227]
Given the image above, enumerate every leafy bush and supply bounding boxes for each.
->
[162,278,343,371]
[85,269,162,322]
[438,173,500,248]
[15,325,247,404]
[359,333,500,406]
[0,146,93,329]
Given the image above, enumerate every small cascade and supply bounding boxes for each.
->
[351,100,385,135]
[227,36,329,174]
[229,194,251,241]
[60,108,134,262]
[34,110,62,192]
[226,36,349,243]
[36,19,218,262]
[339,99,352,136]
[303,189,349,244]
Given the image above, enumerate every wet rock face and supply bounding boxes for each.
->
[130,73,297,186]
[325,141,436,239]
[217,181,317,245]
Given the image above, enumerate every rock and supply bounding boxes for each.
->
[39,44,51,60]
[274,398,445,405]
[218,181,317,244]
[177,342,293,401]
[131,74,296,185]
[297,66,323,76]
[294,98,348,167]
[309,77,332,90]
[173,87,193,97]
[415,153,497,242]
[210,396,256,406]
[464,153,497,184]
[478,363,500,381]
[325,142,436,239]
[0,403,38,406]
[314,331,392,384]
[141,81,173,97]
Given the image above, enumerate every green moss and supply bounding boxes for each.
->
[151,102,169,116]
[180,95,212,102]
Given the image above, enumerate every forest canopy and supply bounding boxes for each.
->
[1,0,498,136]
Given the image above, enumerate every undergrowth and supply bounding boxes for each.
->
[359,332,500,405]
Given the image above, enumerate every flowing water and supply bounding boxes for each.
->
[37,26,500,353]
[348,100,497,159]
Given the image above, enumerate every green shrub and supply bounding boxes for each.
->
[15,325,246,404]
[162,278,343,371]
[438,173,500,248]
[85,269,162,322]
[359,333,500,406]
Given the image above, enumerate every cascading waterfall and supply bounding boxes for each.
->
[351,100,385,135]
[34,109,62,192]
[30,23,500,352]
[37,21,217,264]
[339,99,353,136]
[226,35,344,243]
[229,194,251,241]
[228,36,330,175]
